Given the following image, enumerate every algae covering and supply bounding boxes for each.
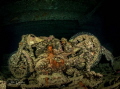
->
[1,32,120,89]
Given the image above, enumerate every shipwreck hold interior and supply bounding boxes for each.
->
[0,0,120,89]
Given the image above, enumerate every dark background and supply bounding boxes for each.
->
[0,0,120,67]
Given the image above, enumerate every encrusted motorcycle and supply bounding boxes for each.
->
[8,32,114,88]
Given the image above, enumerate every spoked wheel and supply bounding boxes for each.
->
[9,53,28,79]
[69,32,101,68]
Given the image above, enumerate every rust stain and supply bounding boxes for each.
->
[79,81,88,89]
[45,77,49,86]
[60,59,64,66]
[47,45,65,70]
[47,45,55,68]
